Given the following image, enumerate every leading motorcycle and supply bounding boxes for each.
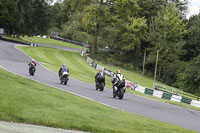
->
[59,71,69,85]
[29,64,35,76]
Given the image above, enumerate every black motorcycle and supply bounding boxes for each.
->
[113,80,126,99]
[96,77,105,91]
[59,71,69,85]
[29,64,35,76]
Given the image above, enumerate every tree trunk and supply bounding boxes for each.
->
[91,23,99,59]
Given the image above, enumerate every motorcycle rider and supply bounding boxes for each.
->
[28,59,36,72]
[58,64,69,78]
[95,69,105,87]
[111,70,125,90]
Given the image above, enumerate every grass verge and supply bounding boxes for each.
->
[0,67,195,133]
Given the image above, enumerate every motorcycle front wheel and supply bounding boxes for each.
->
[113,90,116,98]
[119,88,124,99]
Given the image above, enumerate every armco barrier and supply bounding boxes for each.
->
[191,100,200,108]
[96,64,104,71]
[181,97,192,104]
[144,88,154,95]
[162,92,172,100]
[153,90,163,98]
[91,62,97,69]
[170,95,182,102]
[104,68,112,77]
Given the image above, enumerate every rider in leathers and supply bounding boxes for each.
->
[111,70,125,90]
[95,69,105,87]
[58,64,69,78]
[28,59,36,72]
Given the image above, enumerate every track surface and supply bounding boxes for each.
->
[0,40,200,131]
[0,121,84,133]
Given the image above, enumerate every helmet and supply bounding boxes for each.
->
[32,59,35,62]
[116,70,121,74]
[62,64,66,67]
[99,69,103,72]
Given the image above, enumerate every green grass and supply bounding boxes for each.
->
[16,46,200,111]
[0,67,195,133]
[2,35,29,43]
[23,36,83,49]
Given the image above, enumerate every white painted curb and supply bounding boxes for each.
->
[170,95,182,103]
[153,90,163,98]
[136,86,145,94]
[191,100,200,108]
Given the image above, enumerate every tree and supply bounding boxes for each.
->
[49,2,63,28]
[16,0,33,36]
[182,14,200,61]
[168,0,188,16]
[82,0,110,59]
[146,4,187,83]
[62,0,92,22]
[0,0,19,35]
[178,54,200,97]
[137,0,167,25]
[110,0,147,52]
[138,0,188,25]
[114,17,147,51]
[32,0,51,35]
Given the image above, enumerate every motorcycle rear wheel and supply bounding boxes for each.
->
[113,90,116,98]
[63,76,68,85]
[100,82,104,91]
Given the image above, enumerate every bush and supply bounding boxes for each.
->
[123,63,134,70]
[48,27,62,35]
[60,28,74,40]
[72,31,93,44]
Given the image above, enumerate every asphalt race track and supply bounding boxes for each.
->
[0,40,200,132]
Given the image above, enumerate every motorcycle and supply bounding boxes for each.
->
[96,77,105,91]
[59,71,69,85]
[29,64,35,76]
[113,80,126,99]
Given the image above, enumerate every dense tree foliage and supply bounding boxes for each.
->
[178,55,200,97]
[1,0,200,97]
[146,4,187,84]
[0,0,53,36]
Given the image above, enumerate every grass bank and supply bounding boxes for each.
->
[23,36,83,49]
[0,67,195,133]
[2,35,29,43]
[17,46,200,111]
[1,35,83,49]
